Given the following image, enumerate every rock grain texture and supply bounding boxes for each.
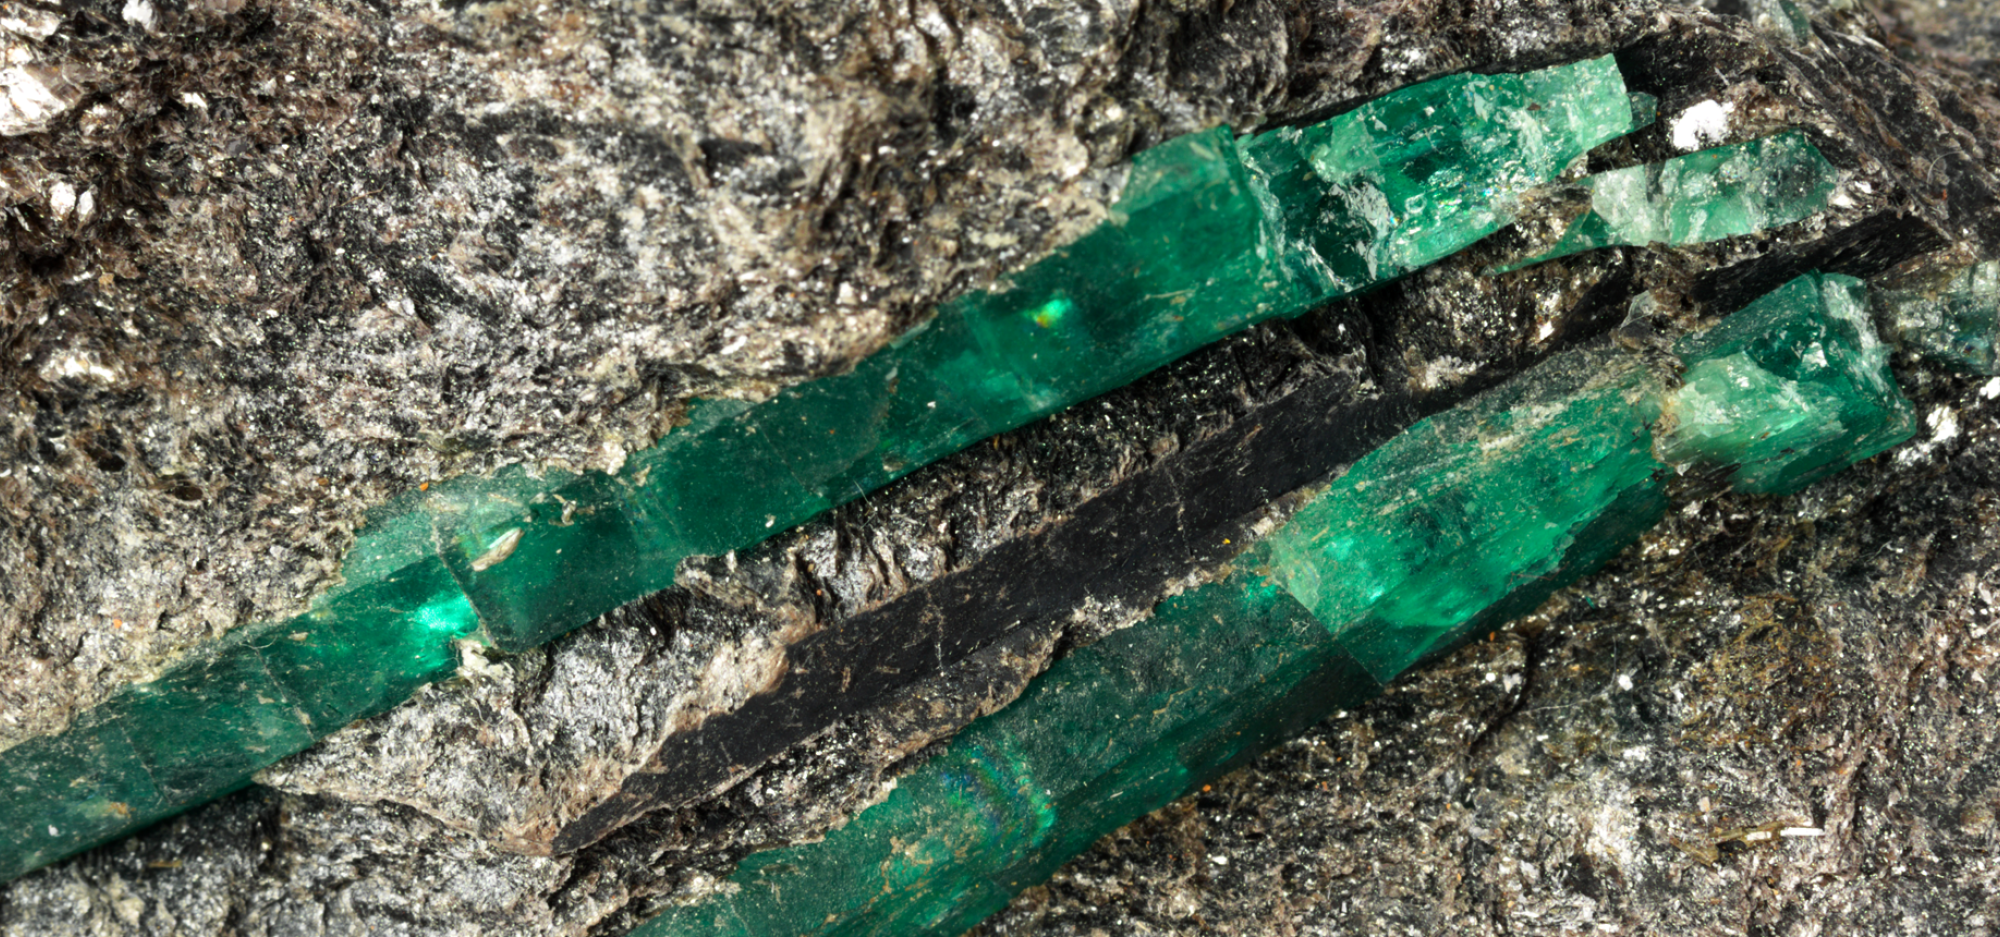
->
[1,0,1999,934]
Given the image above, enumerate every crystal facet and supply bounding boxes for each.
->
[1258,349,1670,680]
[1663,272,1916,494]
[1244,55,1641,295]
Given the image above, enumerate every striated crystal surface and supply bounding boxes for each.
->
[1500,130,1838,271]
[1877,260,2000,375]
[942,125,1303,422]
[1663,272,1916,494]
[90,645,316,803]
[0,721,170,883]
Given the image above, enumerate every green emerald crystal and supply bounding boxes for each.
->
[0,55,1648,885]
[1242,56,1641,294]
[88,645,316,803]
[433,466,669,653]
[938,55,1639,427]
[0,720,170,882]
[639,270,1915,937]
[1748,0,1815,44]
[1877,260,2000,375]
[256,557,481,731]
[1500,130,1838,271]
[1662,272,1916,494]
[1257,348,1670,681]
[942,126,1296,421]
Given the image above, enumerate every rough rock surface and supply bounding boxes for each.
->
[1,0,1998,934]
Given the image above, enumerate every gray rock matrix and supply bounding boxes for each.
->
[1,0,1998,934]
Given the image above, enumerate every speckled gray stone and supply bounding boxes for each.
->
[2,0,1999,934]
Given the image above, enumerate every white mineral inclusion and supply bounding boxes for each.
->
[43,351,118,385]
[121,0,157,31]
[47,179,75,219]
[1670,99,1734,151]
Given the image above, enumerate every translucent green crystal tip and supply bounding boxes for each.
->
[1663,272,1916,494]
[1878,260,2000,375]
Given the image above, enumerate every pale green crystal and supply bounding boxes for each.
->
[1748,0,1815,44]
[1663,272,1916,494]
[1501,130,1838,271]
[1243,55,1641,294]
[1877,260,2000,374]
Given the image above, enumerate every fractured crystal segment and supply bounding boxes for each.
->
[1501,130,1838,271]
[88,642,317,803]
[615,399,830,566]
[1242,55,1640,294]
[1877,260,2000,375]
[433,465,665,653]
[939,125,1302,422]
[1257,348,1671,682]
[1663,272,1916,494]
[634,576,1382,937]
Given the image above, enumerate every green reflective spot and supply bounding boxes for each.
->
[259,557,480,731]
